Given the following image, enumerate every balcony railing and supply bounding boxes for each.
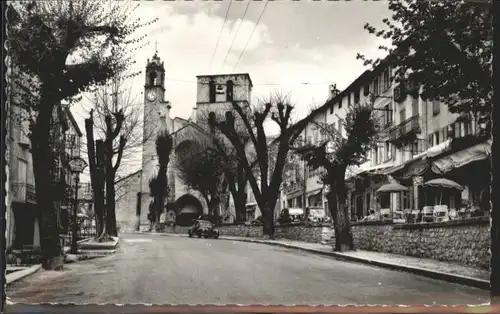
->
[284,181,303,194]
[11,182,36,204]
[388,115,421,144]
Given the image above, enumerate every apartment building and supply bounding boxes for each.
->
[288,59,489,221]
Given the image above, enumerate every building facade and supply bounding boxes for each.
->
[115,51,261,229]
[291,57,490,222]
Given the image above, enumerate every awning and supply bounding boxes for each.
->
[431,140,491,174]
[376,182,408,194]
[286,190,303,200]
[427,139,452,158]
[423,178,464,190]
[346,162,395,180]
[306,188,322,197]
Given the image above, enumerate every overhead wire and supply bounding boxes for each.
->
[232,0,269,71]
[164,77,333,87]
[222,0,252,68]
[208,0,234,72]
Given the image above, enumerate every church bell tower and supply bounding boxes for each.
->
[139,49,172,226]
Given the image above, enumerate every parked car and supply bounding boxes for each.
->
[188,220,220,239]
[305,207,331,224]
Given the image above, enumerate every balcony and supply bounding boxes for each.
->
[388,115,421,146]
[11,182,36,204]
[284,181,303,194]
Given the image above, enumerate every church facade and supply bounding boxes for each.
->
[115,51,254,231]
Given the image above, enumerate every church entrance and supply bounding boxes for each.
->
[174,194,204,226]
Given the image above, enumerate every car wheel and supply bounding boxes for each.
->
[204,235,209,239]
[188,231,193,238]
[197,232,202,238]
[214,234,219,239]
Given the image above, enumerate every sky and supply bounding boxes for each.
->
[71,0,391,180]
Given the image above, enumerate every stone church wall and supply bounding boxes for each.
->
[115,171,142,232]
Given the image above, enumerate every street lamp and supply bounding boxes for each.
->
[68,157,88,254]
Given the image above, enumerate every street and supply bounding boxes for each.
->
[7,233,488,305]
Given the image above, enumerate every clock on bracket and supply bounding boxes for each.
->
[147,91,157,102]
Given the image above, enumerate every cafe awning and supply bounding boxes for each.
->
[431,140,491,174]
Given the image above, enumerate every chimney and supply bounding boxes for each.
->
[328,84,339,100]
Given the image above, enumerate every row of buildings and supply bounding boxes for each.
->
[283,63,490,222]
[5,80,89,251]
[115,45,490,230]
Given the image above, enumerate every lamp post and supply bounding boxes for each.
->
[68,157,88,254]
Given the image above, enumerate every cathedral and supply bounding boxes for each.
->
[115,51,255,231]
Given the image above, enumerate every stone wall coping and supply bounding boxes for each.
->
[393,217,489,230]
[219,222,333,229]
[351,220,395,227]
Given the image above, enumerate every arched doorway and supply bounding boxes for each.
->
[175,194,204,226]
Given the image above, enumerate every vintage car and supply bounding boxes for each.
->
[188,220,220,239]
[305,208,332,225]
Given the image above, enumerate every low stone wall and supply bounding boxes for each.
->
[162,217,489,270]
[351,217,490,270]
[163,223,335,244]
[216,223,334,244]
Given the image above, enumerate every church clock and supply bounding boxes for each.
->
[147,91,157,102]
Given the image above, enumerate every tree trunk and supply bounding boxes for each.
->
[233,190,247,223]
[32,103,64,270]
[261,206,275,238]
[326,170,354,252]
[94,140,106,239]
[104,139,117,236]
[105,161,117,236]
[85,115,101,236]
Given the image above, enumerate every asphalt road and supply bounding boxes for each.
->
[7,232,489,305]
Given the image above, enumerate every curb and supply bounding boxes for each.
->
[6,264,42,286]
[78,237,120,250]
[217,237,490,291]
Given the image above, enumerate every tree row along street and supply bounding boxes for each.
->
[4,0,498,306]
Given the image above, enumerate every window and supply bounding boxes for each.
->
[382,69,391,91]
[373,78,379,96]
[442,126,448,142]
[208,80,216,102]
[330,104,334,114]
[384,104,393,126]
[348,93,352,106]
[411,140,421,156]
[412,97,419,116]
[332,122,336,133]
[427,134,433,147]
[18,158,28,183]
[338,101,342,109]
[385,141,392,161]
[226,80,234,102]
[363,83,370,96]
[149,71,157,86]
[379,193,390,208]
[401,191,411,209]
[338,119,342,135]
[374,146,379,165]
[432,100,440,115]
[354,89,360,104]
[399,108,406,124]
[434,131,440,145]
[464,119,473,136]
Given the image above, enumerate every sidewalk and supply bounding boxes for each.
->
[6,264,42,286]
[166,233,490,290]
